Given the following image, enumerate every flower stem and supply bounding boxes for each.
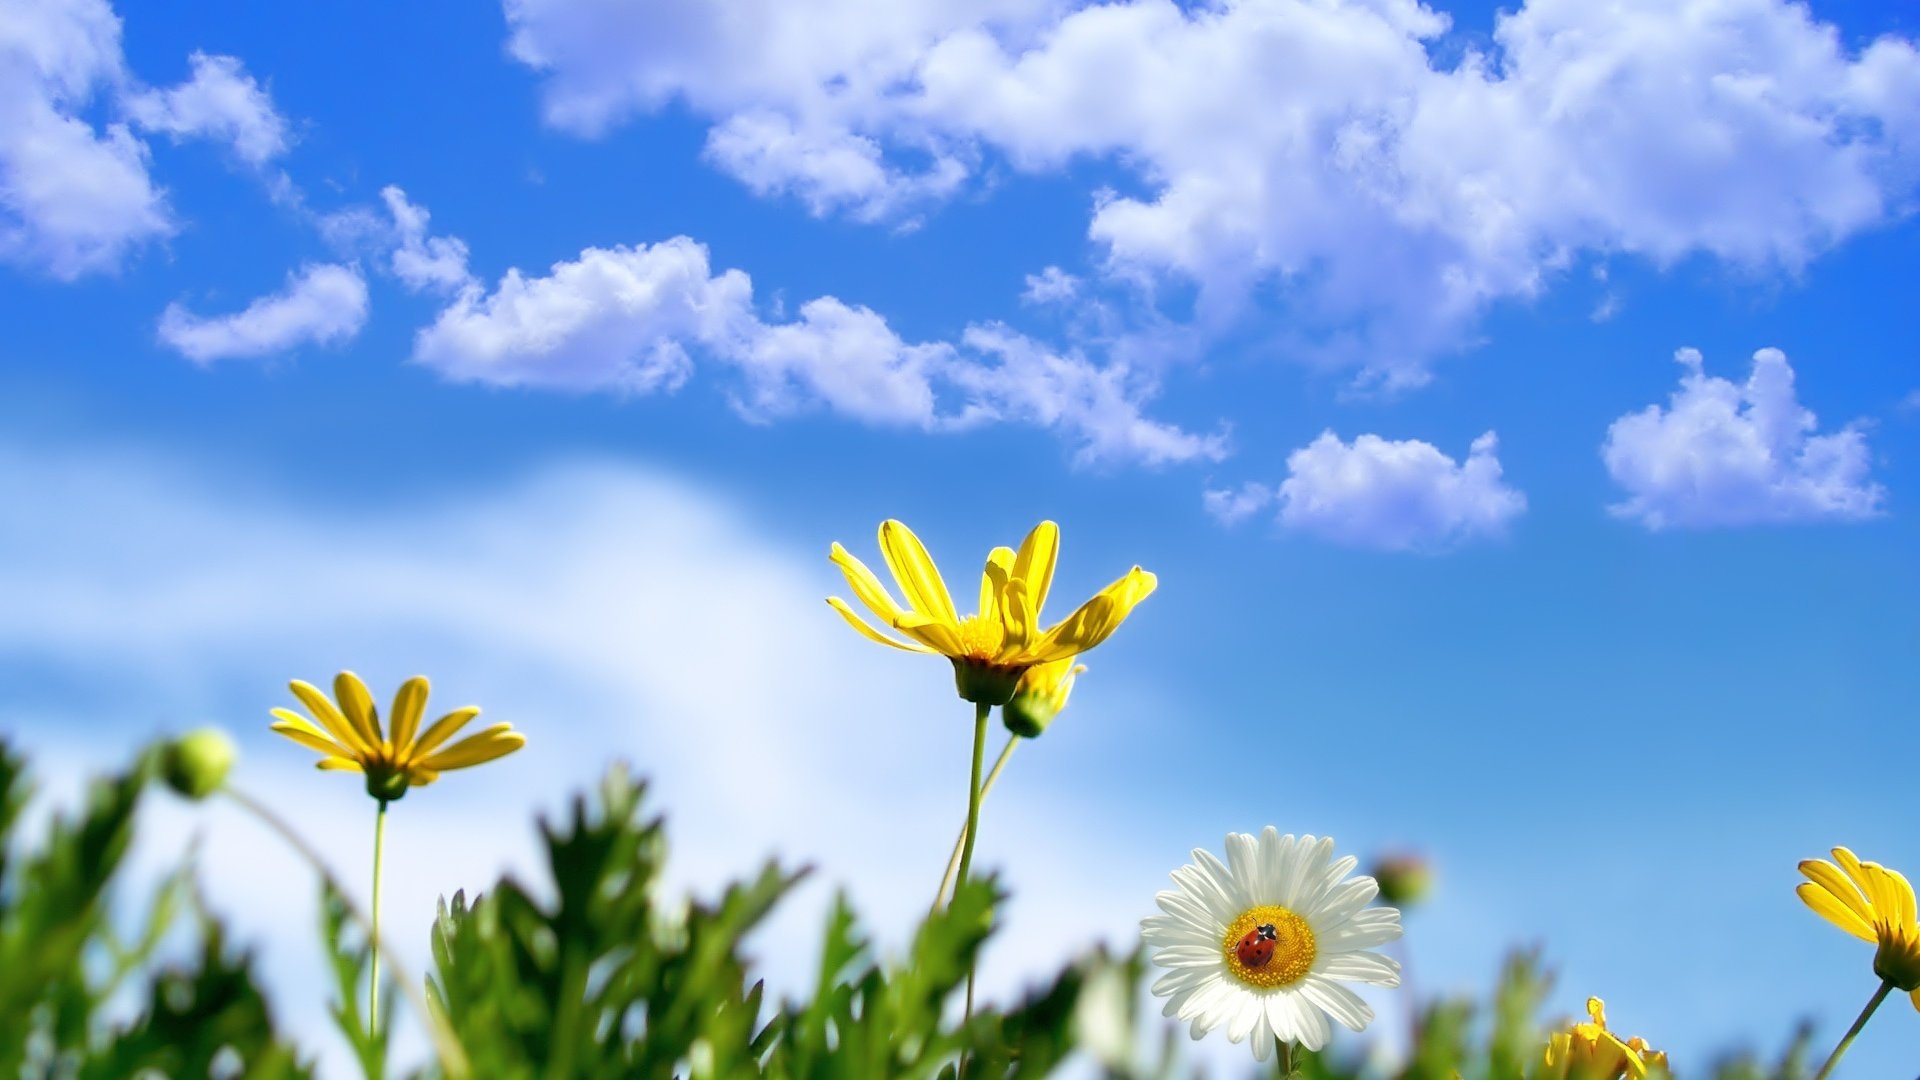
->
[371,799,388,1032]
[1813,978,1893,1080]
[954,702,990,897]
[223,787,471,1080]
[932,734,1020,915]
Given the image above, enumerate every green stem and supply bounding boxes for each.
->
[954,702,990,898]
[932,735,1020,915]
[1813,979,1893,1080]
[954,702,990,1078]
[223,787,471,1080]
[371,800,388,1032]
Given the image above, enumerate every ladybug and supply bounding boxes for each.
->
[1234,923,1278,968]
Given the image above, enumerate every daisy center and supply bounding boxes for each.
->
[1221,905,1316,989]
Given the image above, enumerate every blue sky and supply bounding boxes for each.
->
[3,0,1920,1075]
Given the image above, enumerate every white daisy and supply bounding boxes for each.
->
[1142,829,1403,1061]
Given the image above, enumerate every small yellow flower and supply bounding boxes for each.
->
[827,519,1156,704]
[1798,846,1920,1007]
[1002,657,1085,737]
[270,671,525,802]
[1543,998,1668,1079]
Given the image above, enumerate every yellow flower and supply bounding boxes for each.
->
[827,519,1156,704]
[270,671,525,802]
[1798,846,1920,1007]
[1002,657,1085,737]
[1543,998,1668,1079]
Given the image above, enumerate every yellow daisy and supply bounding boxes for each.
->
[1798,846,1920,1008]
[1543,998,1668,1080]
[270,671,525,802]
[828,519,1156,704]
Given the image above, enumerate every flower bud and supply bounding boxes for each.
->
[161,728,236,800]
[1002,659,1084,738]
[952,658,1025,707]
[1369,852,1433,907]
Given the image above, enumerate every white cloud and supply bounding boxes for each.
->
[411,238,748,394]
[506,0,1920,383]
[1270,430,1525,551]
[0,0,170,278]
[380,186,475,295]
[411,236,1224,465]
[0,439,1187,1074]
[157,263,369,363]
[124,50,290,167]
[1022,265,1079,305]
[1201,481,1274,526]
[0,0,291,278]
[1602,347,1884,529]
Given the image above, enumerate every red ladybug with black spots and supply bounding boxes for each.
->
[1235,922,1278,968]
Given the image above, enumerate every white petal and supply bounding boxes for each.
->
[1318,950,1402,987]
[1152,945,1227,969]
[1297,853,1358,914]
[1295,991,1332,1051]
[1310,877,1379,927]
[1225,990,1263,1043]
[1265,991,1302,1045]
[1300,976,1375,1032]
[1224,832,1264,906]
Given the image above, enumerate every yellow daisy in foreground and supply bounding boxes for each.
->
[1543,997,1668,1079]
[270,671,525,802]
[1798,846,1920,1008]
[828,519,1156,704]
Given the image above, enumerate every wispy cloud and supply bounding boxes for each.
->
[157,263,369,363]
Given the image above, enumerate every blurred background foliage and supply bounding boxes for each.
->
[0,738,1818,1078]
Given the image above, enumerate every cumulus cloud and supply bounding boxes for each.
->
[157,263,369,363]
[0,0,170,278]
[1229,430,1529,551]
[0,0,289,278]
[505,0,1920,382]
[123,50,290,167]
[1602,347,1884,529]
[411,236,1224,465]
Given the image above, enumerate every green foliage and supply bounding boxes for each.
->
[0,737,307,1078]
[0,737,1844,1079]
[322,882,395,1080]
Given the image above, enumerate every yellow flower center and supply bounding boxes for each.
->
[955,613,1006,660]
[1221,905,1317,989]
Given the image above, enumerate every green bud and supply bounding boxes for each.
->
[161,728,236,800]
[1369,852,1433,907]
[1002,693,1059,738]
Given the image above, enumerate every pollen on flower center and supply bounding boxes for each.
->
[1222,905,1316,989]
[954,614,1005,659]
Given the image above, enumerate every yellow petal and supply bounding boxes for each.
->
[998,575,1035,654]
[412,706,483,757]
[389,676,430,756]
[878,520,958,623]
[288,680,372,756]
[1010,521,1059,618]
[894,609,965,655]
[332,671,384,750]
[1910,988,1919,1014]
[419,725,526,771]
[1033,567,1158,661]
[269,717,351,759]
[1797,882,1877,942]
[830,543,913,625]
[316,757,363,772]
[1833,848,1875,903]
[1800,859,1874,926]
[978,546,1014,624]
[827,597,935,653]
[1889,867,1920,931]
